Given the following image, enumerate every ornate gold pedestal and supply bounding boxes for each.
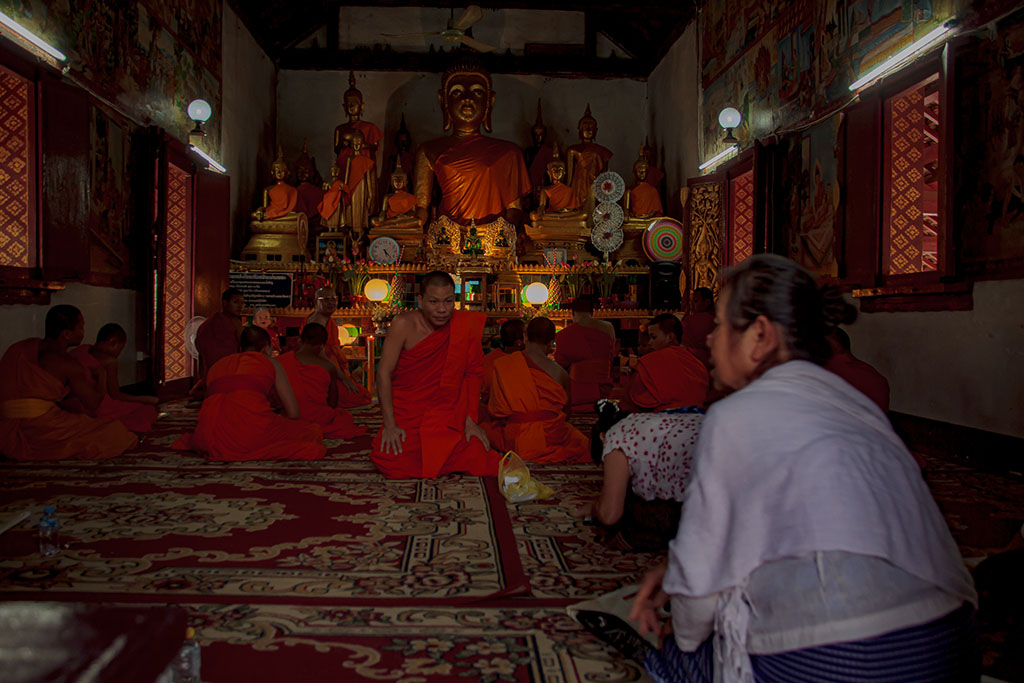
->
[241,213,309,264]
[426,216,516,269]
[524,216,589,262]
[614,216,661,263]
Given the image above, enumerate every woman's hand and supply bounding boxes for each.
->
[630,558,670,638]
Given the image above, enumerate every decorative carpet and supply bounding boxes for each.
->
[0,402,1021,681]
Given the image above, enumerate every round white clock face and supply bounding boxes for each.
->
[369,236,401,264]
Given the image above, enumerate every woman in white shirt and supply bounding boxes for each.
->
[630,255,977,682]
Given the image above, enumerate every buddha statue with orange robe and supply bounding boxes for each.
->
[625,156,663,219]
[253,146,301,221]
[243,147,308,262]
[334,71,382,169]
[529,144,583,222]
[319,162,344,230]
[414,55,531,255]
[371,161,418,229]
[566,104,613,211]
[341,129,376,255]
[526,143,588,259]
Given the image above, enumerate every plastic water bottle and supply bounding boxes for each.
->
[38,507,59,556]
[173,627,201,683]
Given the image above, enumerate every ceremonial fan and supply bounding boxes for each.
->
[184,316,207,359]
[591,171,625,258]
[382,5,497,53]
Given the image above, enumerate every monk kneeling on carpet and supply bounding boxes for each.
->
[372,271,499,479]
[0,305,137,461]
[620,313,708,412]
[488,317,589,464]
[174,326,325,461]
[278,323,366,439]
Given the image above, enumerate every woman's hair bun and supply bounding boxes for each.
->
[820,284,857,331]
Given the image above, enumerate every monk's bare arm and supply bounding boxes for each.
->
[270,357,301,419]
[57,356,106,412]
[101,358,157,405]
[376,315,412,453]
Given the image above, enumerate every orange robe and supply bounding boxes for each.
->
[371,311,500,479]
[0,339,137,461]
[527,144,555,193]
[319,180,343,221]
[543,182,579,211]
[68,345,157,432]
[680,311,714,367]
[297,181,324,217]
[385,191,416,219]
[336,120,383,166]
[478,349,507,448]
[318,317,372,407]
[435,135,532,223]
[488,351,589,464]
[626,345,709,412]
[825,352,891,413]
[278,352,366,439]
[628,182,663,217]
[554,324,615,412]
[172,352,325,461]
[195,313,241,381]
[265,183,299,219]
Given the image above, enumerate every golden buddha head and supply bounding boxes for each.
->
[439,55,494,133]
[391,160,408,191]
[546,143,566,184]
[271,145,289,182]
[350,128,366,154]
[343,71,364,119]
[633,158,649,182]
[578,104,597,142]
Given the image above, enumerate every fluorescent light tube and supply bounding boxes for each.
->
[849,23,953,91]
[0,11,66,62]
[190,145,226,174]
[699,145,738,171]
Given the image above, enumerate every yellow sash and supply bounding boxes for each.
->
[0,398,57,419]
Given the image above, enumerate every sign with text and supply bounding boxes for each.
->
[228,272,293,309]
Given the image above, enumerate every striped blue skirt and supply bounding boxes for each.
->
[644,603,978,683]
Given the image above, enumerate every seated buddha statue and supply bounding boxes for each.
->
[529,144,583,223]
[414,54,531,257]
[371,161,418,230]
[318,162,345,230]
[341,128,377,244]
[566,104,613,211]
[252,146,302,221]
[334,71,382,169]
[625,155,663,219]
[243,146,308,262]
[295,141,324,225]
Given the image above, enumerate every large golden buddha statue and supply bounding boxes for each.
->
[566,104,613,212]
[242,146,308,263]
[413,55,530,259]
[334,71,382,168]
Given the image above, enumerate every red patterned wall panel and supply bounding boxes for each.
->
[163,164,190,382]
[885,77,939,275]
[729,169,754,265]
[0,71,31,267]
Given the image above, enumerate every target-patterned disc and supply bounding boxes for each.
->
[643,218,685,262]
[593,171,625,203]
[592,202,624,230]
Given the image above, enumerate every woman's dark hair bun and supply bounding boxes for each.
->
[820,284,857,331]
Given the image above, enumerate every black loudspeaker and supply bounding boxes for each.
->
[650,261,682,310]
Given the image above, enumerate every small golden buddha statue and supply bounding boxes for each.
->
[319,162,345,230]
[566,104,613,211]
[371,161,418,228]
[341,128,377,244]
[252,146,301,221]
[243,146,308,262]
[625,154,663,219]
[529,143,583,223]
[525,143,588,261]
[334,71,382,168]
[415,54,529,261]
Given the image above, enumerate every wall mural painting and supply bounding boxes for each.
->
[89,106,132,277]
[0,0,222,154]
[954,7,1024,276]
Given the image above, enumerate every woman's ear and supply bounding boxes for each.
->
[748,315,782,364]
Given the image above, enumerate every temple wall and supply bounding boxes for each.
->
[276,70,648,189]
[222,5,277,255]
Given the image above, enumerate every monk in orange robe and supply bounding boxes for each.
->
[0,305,137,461]
[372,271,500,479]
[489,317,589,464]
[825,328,891,413]
[173,327,325,461]
[680,287,715,367]
[554,295,616,413]
[68,323,158,432]
[479,318,526,449]
[191,288,245,402]
[278,323,365,439]
[306,287,372,408]
[622,313,709,412]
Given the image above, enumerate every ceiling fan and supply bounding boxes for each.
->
[382,5,497,53]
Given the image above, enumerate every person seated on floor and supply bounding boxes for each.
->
[824,327,891,413]
[554,295,616,412]
[67,323,159,433]
[487,317,590,463]
[173,326,325,461]
[587,399,703,552]
[479,318,526,444]
[680,287,715,367]
[192,288,246,401]
[372,270,500,479]
[278,323,365,439]
[630,255,976,681]
[306,286,372,408]
[619,313,708,413]
[0,305,137,461]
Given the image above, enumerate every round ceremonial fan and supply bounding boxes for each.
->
[592,201,624,230]
[643,217,685,262]
[591,224,624,253]
[184,316,207,359]
[593,171,625,203]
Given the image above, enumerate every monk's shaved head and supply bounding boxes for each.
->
[45,305,82,339]
[301,322,328,346]
[527,317,556,345]
[649,313,682,343]
[569,295,595,314]
[420,271,455,292]
[499,319,525,347]
[97,323,127,344]
[240,326,271,353]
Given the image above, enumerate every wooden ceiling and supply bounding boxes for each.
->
[227,1,698,79]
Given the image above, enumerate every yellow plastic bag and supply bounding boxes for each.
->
[498,451,554,503]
